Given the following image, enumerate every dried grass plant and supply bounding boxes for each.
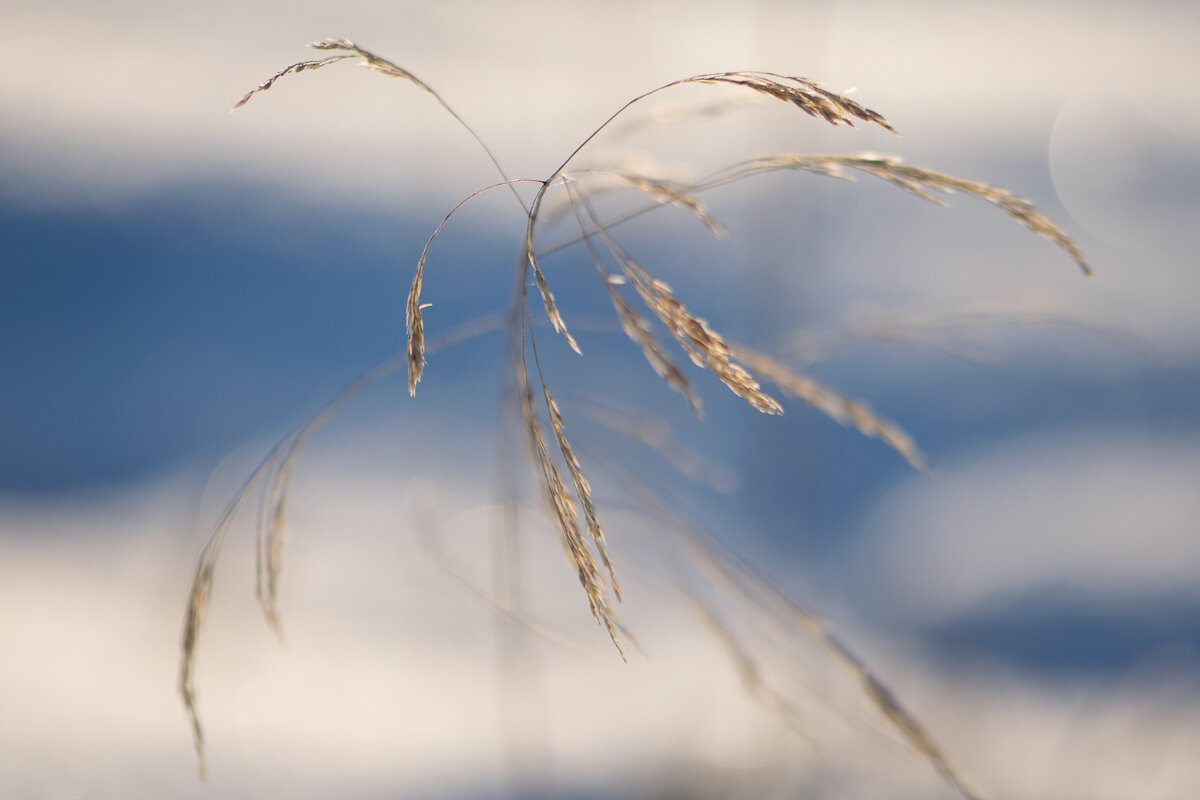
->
[180,38,1089,797]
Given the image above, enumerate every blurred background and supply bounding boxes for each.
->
[2,1,1199,798]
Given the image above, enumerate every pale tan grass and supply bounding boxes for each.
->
[573,400,737,493]
[592,171,727,237]
[705,153,1091,275]
[687,72,897,133]
[235,38,523,211]
[518,344,625,653]
[180,314,504,773]
[598,459,981,800]
[404,179,540,393]
[605,279,704,416]
[677,524,983,800]
[562,177,705,417]
[538,156,705,229]
[186,40,1095,800]
[626,270,784,416]
[512,68,897,362]
[572,191,784,415]
[544,152,1089,282]
[732,344,929,471]
[542,384,621,601]
[524,238,583,355]
[233,52,356,110]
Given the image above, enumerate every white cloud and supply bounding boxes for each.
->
[858,431,1200,623]
[4,0,1195,207]
[4,442,1200,798]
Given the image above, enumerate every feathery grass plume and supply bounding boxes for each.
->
[594,170,727,237]
[181,443,283,778]
[189,38,1095,796]
[575,193,784,415]
[405,180,539,393]
[598,459,981,800]
[536,158,712,248]
[406,276,426,394]
[843,155,1091,274]
[180,315,504,773]
[543,386,621,600]
[562,178,704,416]
[255,449,291,638]
[517,342,624,653]
[706,153,1091,275]
[236,38,535,392]
[551,152,1089,283]
[233,52,358,109]
[233,38,429,111]
[531,71,896,197]
[235,38,524,214]
[522,178,583,355]
[514,249,620,643]
[514,68,894,369]
[687,72,897,133]
[179,519,225,778]
[732,343,929,471]
[524,238,583,355]
[676,525,982,800]
[625,272,785,416]
[514,68,896,304]
[607,280,705,416]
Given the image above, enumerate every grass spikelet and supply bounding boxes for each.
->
[237,39,524,214]
[180,315,504,777]
[603,171,727,237]
[576,195,784,415]
[308,37,425,82]
[255,459,290,637]
[542,386,621,600]
[525,240,582,355]
[530,71,893,221]
[233,53,355,110]
[639,276,784,415]
[607,283,704,416]
[732,344,929,471]
[731,154,1091,275]
[518,354,624,652]
[180,461,273,778]
[180,542,216,776]
[406,270,426,395]
[562,179,704,416]
[234,38,443,111]
[406,179,539,394]
[688,72,897,134]
[855,156,1090,275]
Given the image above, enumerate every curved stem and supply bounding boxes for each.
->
[411,77,532,215]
